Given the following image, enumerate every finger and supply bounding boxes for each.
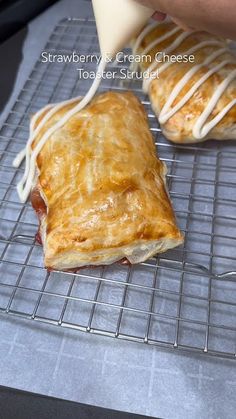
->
[152,11,167,21]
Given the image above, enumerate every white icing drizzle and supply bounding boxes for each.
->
[13,22,236,202]
[159,49,232,123]
[141,26,180,57]
[193,70,236,138]
[132,21,159,56]
[134,23,236,140]
[142,39,225,92]
[13,103,55,175]
[13,58,106,202]
[131,22,179,72]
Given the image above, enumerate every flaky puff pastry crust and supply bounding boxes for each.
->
[31,92,183,270]
[135,22,236,143]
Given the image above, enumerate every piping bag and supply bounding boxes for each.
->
[92,0,154,58]
[12,0,154,204]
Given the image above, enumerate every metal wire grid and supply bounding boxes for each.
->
[0,18,236,359]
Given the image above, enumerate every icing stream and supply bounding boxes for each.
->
[13,58,107,202]
[13,23,236,202]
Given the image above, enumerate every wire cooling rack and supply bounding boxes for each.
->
[0,18,236,360]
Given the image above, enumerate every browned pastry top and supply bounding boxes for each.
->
[31,91,183,269]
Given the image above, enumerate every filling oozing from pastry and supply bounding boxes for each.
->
[16,91,183,270]
[133,21,236,143]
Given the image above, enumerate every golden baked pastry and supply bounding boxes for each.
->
[133,21,236,143]
[31,91,183,270]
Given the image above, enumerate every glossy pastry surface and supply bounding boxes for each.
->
[31,91,183,270]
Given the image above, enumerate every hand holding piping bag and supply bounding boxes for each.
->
[135,0,236,40]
